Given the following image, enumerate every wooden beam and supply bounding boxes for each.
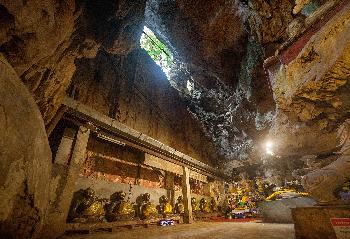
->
[61,96,225,179]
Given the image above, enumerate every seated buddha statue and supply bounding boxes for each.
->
[174,195,184,214]
[191,197,200,212]
[67,188,105,223]
[210,197,218,212]
[199,198,211,213]
[158,195,173,216]
[139,193,158,220]
[105,191,135,222]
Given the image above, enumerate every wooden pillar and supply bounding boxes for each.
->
[182,166,193,223]
[60,125,90,215]
[43,125,90,238]
[69,125,90,167]
[165,172,175,206]
[54,127,76,165]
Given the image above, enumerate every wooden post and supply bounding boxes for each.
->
[182,166,193,223]
[54,127,76,165]
[43,125,90,238]
[165,172,175,206]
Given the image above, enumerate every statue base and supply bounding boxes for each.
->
[292,205,350,239]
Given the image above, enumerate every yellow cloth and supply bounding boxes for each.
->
[117,201,135,215]
[83,201,105,217]
[142,203,158,218]
[164,203,173,214]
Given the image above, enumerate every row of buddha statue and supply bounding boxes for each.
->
[67,188,218,223]
[191,197,218,213]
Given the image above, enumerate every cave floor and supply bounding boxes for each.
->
[62,221,295,239]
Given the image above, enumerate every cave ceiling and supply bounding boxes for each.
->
[144,0,298,175]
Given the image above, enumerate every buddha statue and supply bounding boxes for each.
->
[191,197,200,212]
[158,195,173,215]
[139,193,158,220]
[199,198,211,213]
[67,188,105,223]
[210,197,218,212]
[174,195,184,214]
[105,191,135,222]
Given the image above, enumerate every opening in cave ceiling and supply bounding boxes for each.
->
[140,26,173,77]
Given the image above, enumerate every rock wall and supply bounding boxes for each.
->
[0,54,52,239]
[68,49,219,166]
[0,0,147,125]
[269,1,350,156]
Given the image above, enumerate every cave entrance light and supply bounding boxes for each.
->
[140,26,173,77]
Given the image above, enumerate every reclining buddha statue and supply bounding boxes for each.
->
[105,191,135,221]
[67,188,105,223]
[303,119,350,205]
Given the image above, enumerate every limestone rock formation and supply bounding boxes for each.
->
[0,0,304,177]
[0,54,52,239]
[248,0,294,45]
[302,120,350,204]
[269,1,350,156]
[145,0,279,171]
[0,0,147,124]
[146,0,247,87]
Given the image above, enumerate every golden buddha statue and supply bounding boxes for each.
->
[174,195,184,214]
[191,197,200,212]
[158,195,173,215]
[105,191,135,221]
[68,188,105,223]
[139,193,158,220]
[199,198,211,213]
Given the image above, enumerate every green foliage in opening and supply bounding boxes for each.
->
[140,26,173,75]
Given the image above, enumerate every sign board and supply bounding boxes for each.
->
[330,218,350,239]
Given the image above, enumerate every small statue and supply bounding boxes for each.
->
[224,196,235,218]
[67,188,105,223]
[174,196,184,214]
[158,195,173,215]
[139,193,158,219]
[191,197,200,212]
[105,191,135,222]
[210,197,218,212]
[199,198,211,213]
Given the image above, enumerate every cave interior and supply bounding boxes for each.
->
[0,0,350,238]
